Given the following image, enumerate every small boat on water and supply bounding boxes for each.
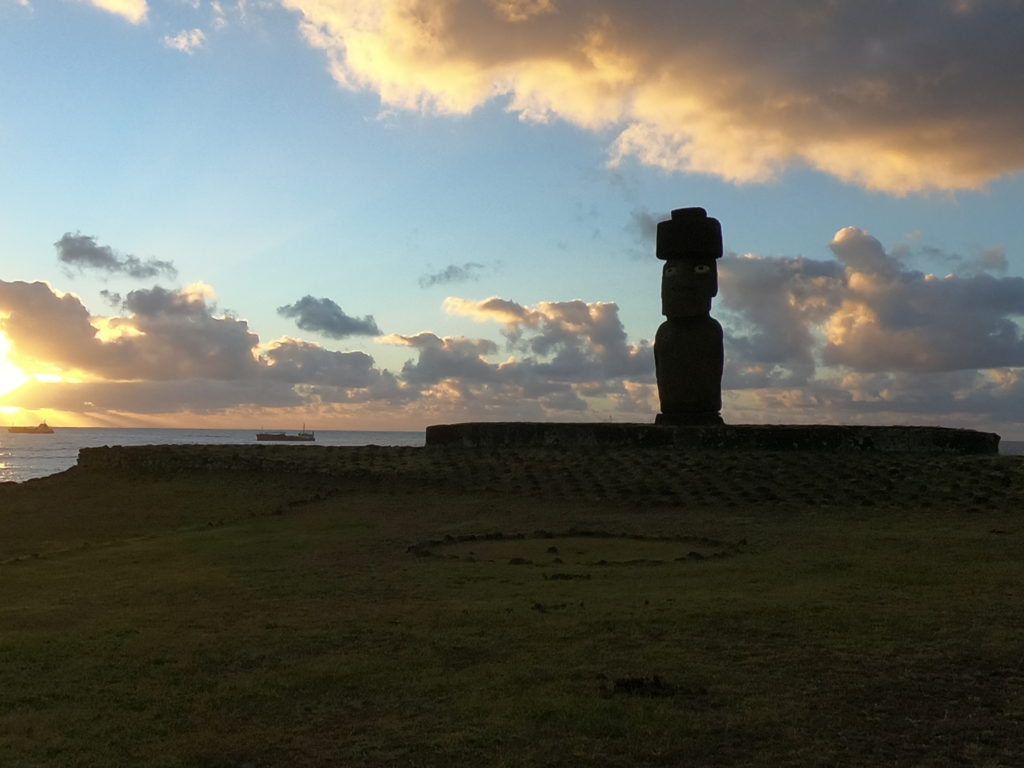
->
[8,422,54,434]
[256,425,315,442]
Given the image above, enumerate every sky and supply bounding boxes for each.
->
[2,0,1023,436]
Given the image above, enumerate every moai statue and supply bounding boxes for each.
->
[654,207,724,425]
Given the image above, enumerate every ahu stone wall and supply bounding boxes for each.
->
[425,423,1000,454]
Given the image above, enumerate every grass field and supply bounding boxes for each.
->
[2,445,1023,767]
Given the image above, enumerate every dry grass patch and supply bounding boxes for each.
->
[1,447,1023,766]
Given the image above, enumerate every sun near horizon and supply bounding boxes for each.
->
[0,331,82,427]
[0,333,29,400]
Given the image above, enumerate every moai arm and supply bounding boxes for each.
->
[653,207,725,426]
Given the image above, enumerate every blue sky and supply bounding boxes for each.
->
[2,0,1023,436]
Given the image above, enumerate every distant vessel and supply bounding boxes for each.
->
[256,425,315,442]
[8,422,54,434]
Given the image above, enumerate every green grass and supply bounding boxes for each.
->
[1,447,1023,766]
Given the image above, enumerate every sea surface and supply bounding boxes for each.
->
[0,428,1020,484]
[0,428,425,483]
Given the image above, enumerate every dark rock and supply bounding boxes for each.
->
[424,422,999,454]
[542,572,591,580]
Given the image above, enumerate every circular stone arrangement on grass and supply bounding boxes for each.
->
[407,529,747,569]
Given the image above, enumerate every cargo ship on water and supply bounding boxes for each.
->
[8,422,54,434]
[255,425,315,442]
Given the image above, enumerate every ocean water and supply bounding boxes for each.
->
[1,428,1020,484]
[0,428,425,483]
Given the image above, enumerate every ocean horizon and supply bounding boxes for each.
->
[0,427,425,483]
[1,427,1021,484]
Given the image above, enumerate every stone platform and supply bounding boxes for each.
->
[424,422,1000,454]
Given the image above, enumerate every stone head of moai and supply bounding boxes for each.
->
[654,207,725,426]
[657,207,722,317]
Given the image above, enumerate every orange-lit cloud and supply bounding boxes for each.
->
[282,0,1024,193]
[443,296,536,326]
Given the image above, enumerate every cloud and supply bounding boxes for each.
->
[0,280,656,423]
[75,0,147,23]
[383,332,500,387]
[418,262,484,288]
[718,252,845,388]
[55,233,177,280]
[725,367,1024,434]
[282,0,1024,193]
[6,232,1024,432]
[276,295,382,338]
[821,233,1024,373]
[491,0,555,23]
[719,227,1024,388]
[0,281,259,381]
[626,209,664,248]
[893,242,1010,278]
[0,281,111,372]
[370,297,655,420]
[0,281,405,415]
[445,296,653,382]
[163,29,207,54]
[211,1,228,29]
[115,285,263,380]
[443,296,535,326]
[260,337,404,403]
[99,289,122,307]
[380,330,593,419]
[7,378,302,415]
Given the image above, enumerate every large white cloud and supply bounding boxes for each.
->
[281,0,1024,193]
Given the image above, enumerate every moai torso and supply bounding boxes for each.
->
[654,207,724,425]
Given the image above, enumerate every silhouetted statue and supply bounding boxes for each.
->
[654,207,724,425]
